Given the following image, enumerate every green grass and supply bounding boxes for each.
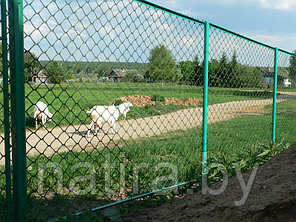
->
[277,86,296,92]
[1,84,295,221]
[1,99,294,221]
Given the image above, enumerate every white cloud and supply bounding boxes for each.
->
[154,0,296,11]
[160,0,179,8]
[254,0,296,11]
[250,34,283,44]
[213,0,296,11]
[150,21,173,31]
[181,37,196,47]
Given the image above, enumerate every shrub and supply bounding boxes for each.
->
[151,94,165,102]
[113,99,125,106]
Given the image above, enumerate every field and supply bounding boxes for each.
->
[0,82,276,133]
[0,97,295,221]
[0,82,295,221]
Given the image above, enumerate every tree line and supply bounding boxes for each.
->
[0,42,295,86]
[147,45,296,87]
[147,45,264,87]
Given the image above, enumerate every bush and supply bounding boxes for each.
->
[113,99,125,106]
[151,94,165,102]
[47,61,66,84]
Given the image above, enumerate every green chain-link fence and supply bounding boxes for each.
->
[1,0,296,221]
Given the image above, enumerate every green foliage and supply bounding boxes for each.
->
[180,61,195,83]
[48,61,66,83]
[21,101,296,218]
[207,52,262,88]
[113,99,125,106]
[122,71,135,82]
[289,50,296,83]
[148,45,182,82]
[209,52,231,87]
[151,94,165,102]
[1,98,295,220]
[96,65,110,77]
[235,64,262,87]
[179,55,203,85]
[0,81,278,134]
[228,52,239,87]
[132,74,145,83]
[24,50,41,82]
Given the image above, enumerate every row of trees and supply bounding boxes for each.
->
[0,42,295,86]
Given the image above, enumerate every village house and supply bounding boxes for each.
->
[259,67,292,88]
[108,69,137,82]
[32,70,49,85]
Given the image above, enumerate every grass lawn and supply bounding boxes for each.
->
[0,99,294,221]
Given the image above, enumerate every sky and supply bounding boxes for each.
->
[21,0,295,65]
[148,0,296,52]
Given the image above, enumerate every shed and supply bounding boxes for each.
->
[33,70,49,85]
[258,67,292,87]
[109,69,137,82]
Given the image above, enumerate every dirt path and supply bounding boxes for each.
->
[0,98,282,165]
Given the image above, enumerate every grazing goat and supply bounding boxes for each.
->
[86,102,133,136]
[33,101,54,129]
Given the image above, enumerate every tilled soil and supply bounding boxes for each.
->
[122,142,296,222]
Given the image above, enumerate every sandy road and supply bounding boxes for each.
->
[0,98,284,165]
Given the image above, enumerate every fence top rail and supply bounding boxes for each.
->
[133,0,204,25]
[134,0,296,57]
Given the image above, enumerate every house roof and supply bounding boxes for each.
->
[109,69,137,77]
[36,70,48,78]
[258,67,289,78]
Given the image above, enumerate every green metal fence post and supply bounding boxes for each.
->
[202,21,209,179]
[272,47,278,142]
[8,0,27,221]
[1,0,12,221]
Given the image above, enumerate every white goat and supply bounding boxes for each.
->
[33,101,54,129]
[86,102,133,136]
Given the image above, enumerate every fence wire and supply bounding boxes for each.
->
[0,0,295,221]
[207,26,276,165]
[276,51,296,147]
[23,0,205,220]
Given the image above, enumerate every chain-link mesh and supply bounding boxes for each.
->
[0,0,294,220]
[207,26,276,167]
[23,0,205,220]
[276,51,296,146]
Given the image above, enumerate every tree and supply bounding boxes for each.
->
[208,59,220,87]
[218,52,230,87]
[238,65,262,87]
[229,51,239,87]
[96,65,109,77]
[193,55,203,86]
[24,50,41,82]
[180,60,195,84]
[47,61,66,83]
[148,45,182,82]
[290,50,296,83]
